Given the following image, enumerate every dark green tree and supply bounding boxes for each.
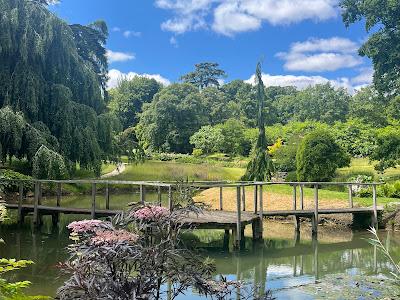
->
[340,0,400,96]
[222,80,257,126]
[296,130,350,182]
[370,127,400,172]
[348,86,387,126]
[180,62,226,89]
[137,83,207,153]
[278,84,350,124]
[242,63,274,181]
[0,106,25,162]
[109,77,162,129]
[0,0,115,174]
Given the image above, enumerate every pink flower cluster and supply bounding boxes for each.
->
[91,229,139,246]
[67,220,103,233]
[132,206,169,221]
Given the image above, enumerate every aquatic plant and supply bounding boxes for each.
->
[368,227,400,281]
[58,186,273,300]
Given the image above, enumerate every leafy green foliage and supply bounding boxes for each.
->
[109,77,162,129]
[296,130,350,182]
[181,62,226,89]
[349,86,387,126]
[217,119,252,156]
[371,127,400,172]
[273,136,299,172]
[275,83,350,124]
[340,0,400,96]
[0,107,25,162]
[0,169,32,193]
[137,83,207,153]
[332,119,378,157]
[189,125,224,154]
[0,0,115,174]
[32,145,67,179]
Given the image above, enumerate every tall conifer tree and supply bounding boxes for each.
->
[242,62,274,181]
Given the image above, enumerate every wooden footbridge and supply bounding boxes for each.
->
[1,179,383,249]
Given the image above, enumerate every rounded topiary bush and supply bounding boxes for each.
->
[296,129,350,182]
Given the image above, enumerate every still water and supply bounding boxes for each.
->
[1,214,399,299]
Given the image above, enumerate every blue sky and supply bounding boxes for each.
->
[51,0,373,92]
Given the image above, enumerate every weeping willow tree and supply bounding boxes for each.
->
[0,0,117,175]
[242,62,274,181]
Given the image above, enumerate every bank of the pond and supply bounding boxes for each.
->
[0,220,399,299]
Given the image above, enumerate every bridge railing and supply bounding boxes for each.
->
[0,179,173,225]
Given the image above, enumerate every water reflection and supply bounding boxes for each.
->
[0,220,399,298]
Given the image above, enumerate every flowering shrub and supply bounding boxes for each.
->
[91,229,139,246]
[67,219,104,233]
[132,205,169,222]
[58,185,271,300]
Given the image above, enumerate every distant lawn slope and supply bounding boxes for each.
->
[110,161,245,181]
[336,158,400,182]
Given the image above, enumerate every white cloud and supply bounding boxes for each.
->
[277,37,362,72]
[290,37,358,53]
[212,2,261,36]
[107,69,171,89]
[106,50,135,63]
[123,30,142,38]
[112,27,121,32]
[155,0,338,36]
[245,71,371,94]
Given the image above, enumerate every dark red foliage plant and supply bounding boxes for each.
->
[57,184,273,300]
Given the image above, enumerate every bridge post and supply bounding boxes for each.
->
[219,186,223,210]
[292,184,297,210]
[312,184,318,235]
[168,186,173,211]
[91,183,96,219]
[56,182,62,207]
[234,186,242,249]
[140,184,145,204]
[17,182,23,224]
[372,184,378,229]
[299,184,304,210]
[258,184,264,237]
[242,186,246,211]
[348,184,353,208]
[33,181,40,227]
[253,184,258,214]
[105,182,110,210]
[158,186,162,206]
[38,182,42,205]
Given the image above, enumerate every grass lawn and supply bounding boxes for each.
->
[336,158,400,182]
[110,160,245,182]
[196,184,399,213]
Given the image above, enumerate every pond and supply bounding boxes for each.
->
[1,216,399,299]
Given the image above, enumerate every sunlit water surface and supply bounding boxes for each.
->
[1,195,399,299]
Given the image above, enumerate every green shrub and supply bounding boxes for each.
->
[273,136,299,172]
[0,169,32,193]
[296,129,350,182]
[192,148,203,157]
[32,145,67,179]
[379,181,400,198]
